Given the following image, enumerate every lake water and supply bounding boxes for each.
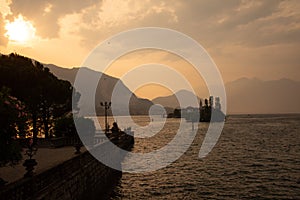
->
[99,114,300,199]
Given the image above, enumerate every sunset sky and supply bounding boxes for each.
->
[0,0,299,99]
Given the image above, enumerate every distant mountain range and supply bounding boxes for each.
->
[46,64,300,115]
[225,77,300,114]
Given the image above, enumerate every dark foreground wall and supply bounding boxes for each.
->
[0,138,133,200]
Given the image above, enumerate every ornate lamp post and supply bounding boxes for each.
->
[23,138,38,177]
[100,101,111,133]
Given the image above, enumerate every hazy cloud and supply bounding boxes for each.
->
[223,0,300,47]
[8,0,101,38]
[0,13,8,46]
[171,0,297,48]
[77,0,179,48]
[4,0,300,48]
[1,0,299,82]
[76,0,300,50]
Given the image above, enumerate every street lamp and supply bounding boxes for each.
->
[100,101,111,133]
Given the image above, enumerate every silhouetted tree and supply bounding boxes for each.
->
[0,87,28,166]
[204,99,208,107]
[0,53,78,141]
[173,108,181,118]
[54,115,95,146]
[54,115,77,138]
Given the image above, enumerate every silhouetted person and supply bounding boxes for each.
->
[111,122,120,134]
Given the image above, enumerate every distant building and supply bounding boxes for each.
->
[168,96,225,122]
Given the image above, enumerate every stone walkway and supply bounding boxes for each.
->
[0,146,86,184]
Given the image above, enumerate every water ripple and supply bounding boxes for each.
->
[110,114,300,199]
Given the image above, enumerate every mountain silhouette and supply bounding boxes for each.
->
[152,90,200,109]
[45,64,153,116]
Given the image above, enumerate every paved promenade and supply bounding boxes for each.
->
[0,146,86,183]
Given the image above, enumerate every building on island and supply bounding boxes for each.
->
[168,96,225,122]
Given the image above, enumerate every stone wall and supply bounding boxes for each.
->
[0,138,132,200]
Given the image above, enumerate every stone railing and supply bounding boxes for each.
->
[17,136,108,149]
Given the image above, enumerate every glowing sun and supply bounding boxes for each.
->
[5,15,36,44]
